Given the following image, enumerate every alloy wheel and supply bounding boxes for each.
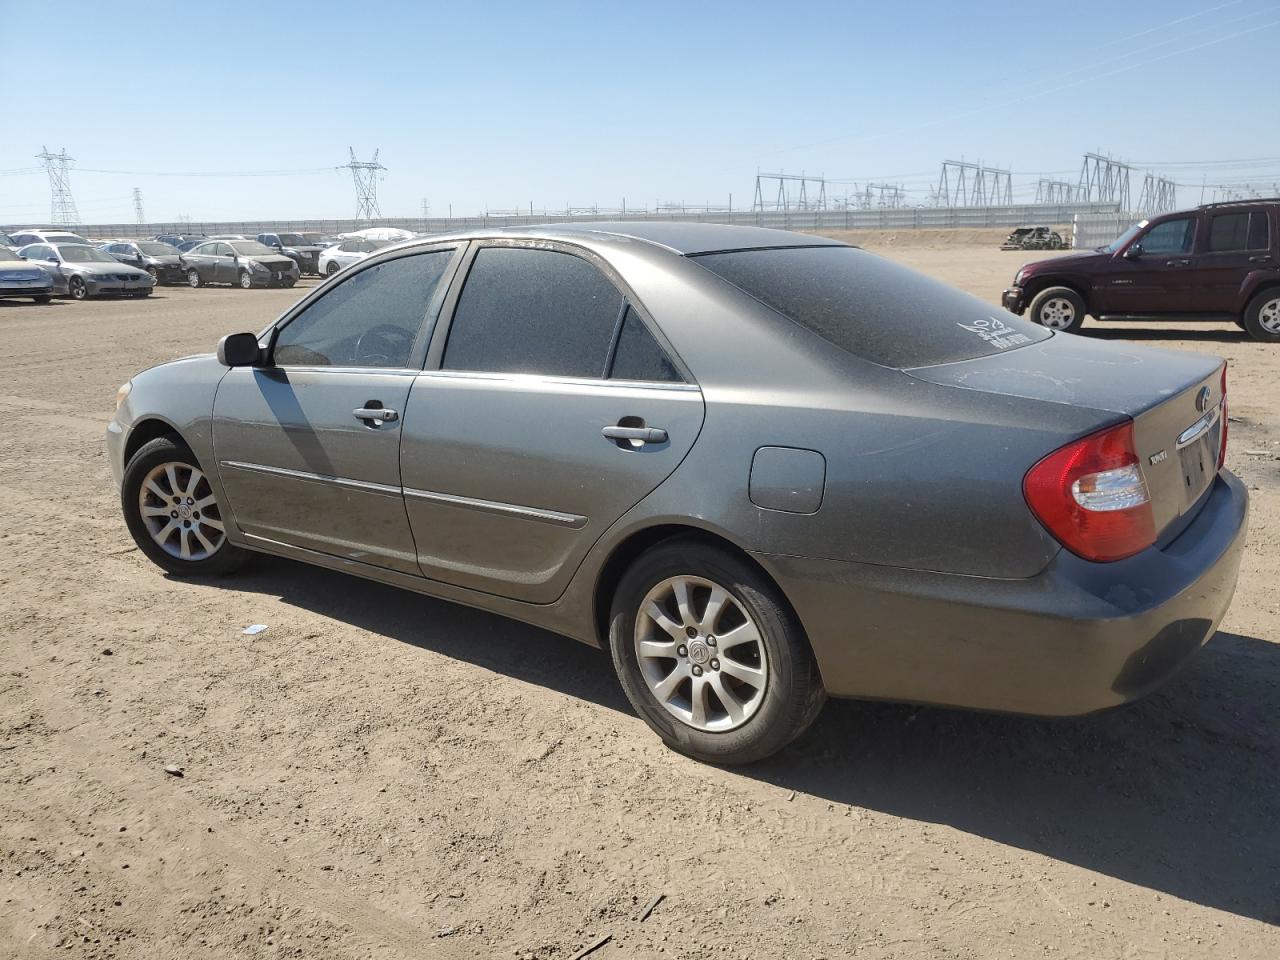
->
[137,461,226,562]
[1259,297,1280,335]
[634,575,769,732]
[1039,297,1076,329]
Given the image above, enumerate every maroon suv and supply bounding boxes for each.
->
[1002,199,1280,341]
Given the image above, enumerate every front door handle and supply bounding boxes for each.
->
[354,406,398,424]
[1249,254,1275,264]
[1165,258,1192,267]
[602,425,667,444]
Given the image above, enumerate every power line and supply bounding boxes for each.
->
[74,166,336,177]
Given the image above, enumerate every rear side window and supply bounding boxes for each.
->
[691,245,1049,368]
[610,307,682,382]
[274,251,452,368]
[443,246,623,378]
[1208,211,1270,252]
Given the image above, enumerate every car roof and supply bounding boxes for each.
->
[387,222,848,257]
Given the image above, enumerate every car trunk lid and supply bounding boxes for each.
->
[904,333,1226,543]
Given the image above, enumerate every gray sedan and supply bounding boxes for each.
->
[19,242,155,299]
[106,223,1247,764]
[182,239,299,289]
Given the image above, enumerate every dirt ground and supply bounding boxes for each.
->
[1,241,1276,960]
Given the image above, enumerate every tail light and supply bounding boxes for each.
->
[1023,419,1155,562]
[1218,363,1228,471]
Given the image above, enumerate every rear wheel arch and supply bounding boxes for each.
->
[591,523,805,651]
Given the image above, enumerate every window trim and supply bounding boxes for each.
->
[262,242,465,374]
[423,237,694,386]
[1202,210,1272,256]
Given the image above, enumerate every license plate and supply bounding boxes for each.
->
[1177,424,1218,508]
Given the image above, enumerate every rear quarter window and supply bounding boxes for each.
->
[691,245,1049,368]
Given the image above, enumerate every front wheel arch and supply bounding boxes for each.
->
[123,417,187,468]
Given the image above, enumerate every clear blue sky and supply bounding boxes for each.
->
[2,0,1279,224]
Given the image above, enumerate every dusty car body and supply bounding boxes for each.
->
[100,240,186,283]
[19,242,154,299]
[182,239,299,289]
[107,223,1248,763]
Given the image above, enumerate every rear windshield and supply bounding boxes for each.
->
[691,245,1049,368]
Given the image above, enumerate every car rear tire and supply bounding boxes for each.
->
[1028,286,1086,333]
[238,270,253,290]
[122,437,248,577]
[608,538,825,764]
[1242,289,1280,342]
[187,269,202,288]
[283,276,297,288]
[68,277,88,301]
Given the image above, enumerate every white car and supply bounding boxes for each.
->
[317,237,390,276]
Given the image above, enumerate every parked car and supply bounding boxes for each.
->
[181,238,299,288]
[99,240,186,284]
[153,233,207,248]
[0,248,54,302]
[175,239,204,253]
[19,242,155,299]
[7,227,90,248]
[107,223,1247,764]
[1,232,21,256]
[317,236,390,276]
[1004,199,1280,340]
[257,232,326,276]
[1001,225,1066,250]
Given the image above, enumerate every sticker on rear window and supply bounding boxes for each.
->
[956,316,1032,350]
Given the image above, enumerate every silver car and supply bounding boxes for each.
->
[0,249,54,302]
[20,242,155,300]
[107,223,1247,764]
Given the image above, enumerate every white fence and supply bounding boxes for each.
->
[19,202,1126,242]
[1071,212,1143,251]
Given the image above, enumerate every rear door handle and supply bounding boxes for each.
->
[1249,254,1275,264]
[1165,258,1192,267]
[602,425,667,443]
[354,406,398,423]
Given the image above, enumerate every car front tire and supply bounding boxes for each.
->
[187,269,203,288]
[68,277,88,301]
[1242,288,1280,342]
[326,261,340,276]
[238,270,253,290]
[33,294,51,304]
[1028,285,1086,333]
[121,436,248,577]
[609,538,825,764]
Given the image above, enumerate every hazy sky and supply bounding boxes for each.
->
[2,0,1279,224]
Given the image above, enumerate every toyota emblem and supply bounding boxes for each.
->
[1196,386,1211,413]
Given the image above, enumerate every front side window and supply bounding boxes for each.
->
[443,246,624,378]
[693,245,1049,368]
[273,250,453,368]
[1138,218,1196,255]
[1208,211,1271,252]
[22,245,54,261]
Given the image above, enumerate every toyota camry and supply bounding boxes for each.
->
[106,223,1247,764]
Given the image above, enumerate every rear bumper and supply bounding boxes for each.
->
[1001,285,1026,314]
[757,470,1248,716]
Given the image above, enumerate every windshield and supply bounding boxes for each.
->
[276,233,311,245]
[229,240,276,256]
[136,242,178,256]
[60,246,117,263]
[299,233,326,244]
[1098,221,1147,253]
[46,233,88,245]
[692,245,1050,369]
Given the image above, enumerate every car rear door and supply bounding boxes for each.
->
[1197,208,1277,314]
[211,244,463,573]
[399,240,704,603]
[186,243,216,281]
[1099,214,1202,315]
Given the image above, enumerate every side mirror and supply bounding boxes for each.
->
[217,332,262,367]
[1122,243,1143,260]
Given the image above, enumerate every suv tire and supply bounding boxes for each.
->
[1242,288,1280,342]
[609,538,825,764]
[1028,286,1086,334]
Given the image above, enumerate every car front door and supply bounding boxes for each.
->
[21,245,65,293]
[1098,215,1201,315]
[211,245,462,573]
[1198,209,1277,314]
[186,243,217,282]
[399,241,705,603]
[212,243,240,284]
